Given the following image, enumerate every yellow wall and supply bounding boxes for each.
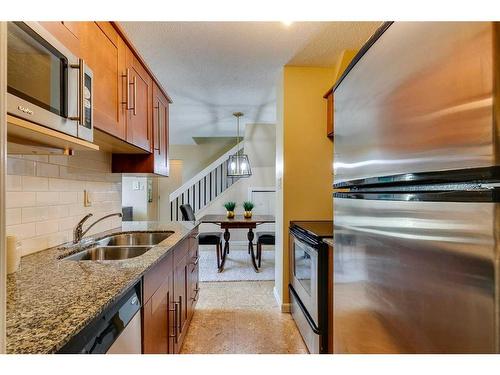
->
[334,50,357,81]
[275,66,336,307]
[274,52,357,308]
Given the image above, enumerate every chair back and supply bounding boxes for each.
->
[179,204,196,221]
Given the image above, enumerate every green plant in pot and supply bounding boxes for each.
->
[243,201,254,218]
[224,201,237,218]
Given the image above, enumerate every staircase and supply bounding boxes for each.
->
[169,142,244,221]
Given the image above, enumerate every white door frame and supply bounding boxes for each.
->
[0,21,7,353]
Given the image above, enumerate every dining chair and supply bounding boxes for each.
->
[179,204,224,270]
[255,232,275,268]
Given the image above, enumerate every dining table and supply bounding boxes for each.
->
[198,214,275,272]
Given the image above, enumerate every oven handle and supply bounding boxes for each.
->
[69,58,85,126]
[289,284,320,335]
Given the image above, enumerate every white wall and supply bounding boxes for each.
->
[274,71,284,310]
[158,160,183,222]
[170,140,234,183]
[122,176,158,221]
[196,123,276,242]
[0,21,7,353]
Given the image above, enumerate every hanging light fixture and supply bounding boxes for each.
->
[227,112,252,178]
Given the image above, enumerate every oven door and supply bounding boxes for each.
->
[6,22,93,141]
[290,233,319,328]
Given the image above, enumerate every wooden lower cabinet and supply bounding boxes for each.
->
[143,277,171,354]
[142,229,199,354]
[173,251,189,353]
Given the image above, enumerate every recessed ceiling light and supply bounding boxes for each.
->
[281,21,293,27]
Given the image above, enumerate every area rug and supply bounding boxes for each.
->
[199,247,275,282]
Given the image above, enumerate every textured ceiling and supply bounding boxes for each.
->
[120,22,381,144]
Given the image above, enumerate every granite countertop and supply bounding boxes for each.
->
[322,238,334,247]
[6,221,197,354]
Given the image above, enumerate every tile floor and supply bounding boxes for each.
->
[180,281,308,354]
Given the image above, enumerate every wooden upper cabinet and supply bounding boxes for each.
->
[112,81,169,176]
[80,22,127,140]
[125,46,153,152]
[324,88,334,139]
[39,21,171,158]
[39,22,82,55]
[153,83,169,176]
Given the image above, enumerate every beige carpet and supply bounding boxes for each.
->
[199,244,275,282]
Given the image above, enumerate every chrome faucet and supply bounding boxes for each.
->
[73,213,123,244]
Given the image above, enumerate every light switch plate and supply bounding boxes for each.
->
[84,190,92,207]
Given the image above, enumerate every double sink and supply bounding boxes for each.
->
[63,231,174,261]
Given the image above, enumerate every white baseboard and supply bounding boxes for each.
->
[273,285,291,313]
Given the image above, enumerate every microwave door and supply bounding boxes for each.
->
[333,191,499,353]
[77,69,93,142]
[6,22,79,137]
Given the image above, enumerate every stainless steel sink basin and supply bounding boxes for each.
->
[64,246,152,261]
[96,231,174,246]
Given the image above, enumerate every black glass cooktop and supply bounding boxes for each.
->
[290,221,333,239]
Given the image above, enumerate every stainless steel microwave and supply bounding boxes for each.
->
[7,22,93,142]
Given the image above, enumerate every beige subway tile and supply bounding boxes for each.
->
[7,157,36,176]
[6,208,22,225]
[60,192,78,204]
[35,219,59,236]
[92,192,107,202]
[59,217,76,231]
[6,222,36,240]
[85,181,109,191]
[59,166,88,181]
[22,176,49,191]
[6,192,36,208]
[68,203,85,216]
[48,155,69,166]
[6,175,22,191]
[47,205,69,220]
[22,207,49,223]
[23,155,49,162]
[20,236,50,256]
[36,162,60,178]
[47,232,70,248]
[48,178,82,192]
[36,192,60,206]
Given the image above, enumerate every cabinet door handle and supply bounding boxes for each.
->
[169,302,177,340]
[158,105,162,155]
[132,75,137,116]
[154,103,161,153]
[177,296,182,334]
[121,68,131,110]
[191,256,200,267]
[191,287,200,301]
[69,58,85,126]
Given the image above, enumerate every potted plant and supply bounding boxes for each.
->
[243,201,254,218]
[224,201,236,218]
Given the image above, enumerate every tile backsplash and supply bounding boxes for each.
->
[6,150,122,256]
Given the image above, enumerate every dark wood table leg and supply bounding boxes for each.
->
[248,228,259,272]
[219,228,230,273]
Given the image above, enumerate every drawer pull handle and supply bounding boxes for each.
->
[191,256,200,266]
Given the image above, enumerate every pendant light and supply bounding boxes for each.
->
[227,112,252,178]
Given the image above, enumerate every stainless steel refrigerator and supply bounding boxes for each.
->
[333,22,500,353]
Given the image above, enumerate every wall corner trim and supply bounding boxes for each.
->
[274,285,290,313]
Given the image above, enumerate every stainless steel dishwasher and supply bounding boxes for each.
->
[58,282,142,354]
